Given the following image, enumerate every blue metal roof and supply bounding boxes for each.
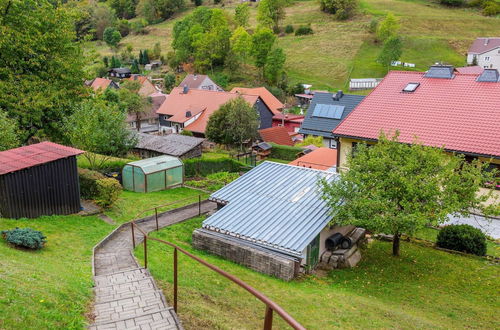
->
[298,92,365,138]
[202,161,338,257]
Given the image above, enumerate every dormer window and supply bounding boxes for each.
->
[402,82,420,92]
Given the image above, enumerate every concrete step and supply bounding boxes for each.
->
[94,277,159,300]
[94,268,151,287]
[89,309,180,330]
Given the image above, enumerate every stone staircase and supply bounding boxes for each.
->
[89,268,182,330]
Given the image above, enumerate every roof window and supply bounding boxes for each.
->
[402,82,420,92]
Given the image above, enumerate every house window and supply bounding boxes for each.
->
[402,82,420,92]
[329,139,338,149]
[484,56,490,61]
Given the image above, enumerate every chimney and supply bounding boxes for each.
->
[484,38,489,46]
[183,84,189,94]
[193,73,197,80]
[333,90,343,101]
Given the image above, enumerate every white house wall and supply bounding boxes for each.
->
[467,47,500,69]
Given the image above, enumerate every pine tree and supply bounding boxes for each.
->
[103,56,109,68]
[131,59,140,74]
[139,50,144,64]
[143,50,150,64]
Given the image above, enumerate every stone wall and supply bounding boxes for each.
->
[192,229,299,281]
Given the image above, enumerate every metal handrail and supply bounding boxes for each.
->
[130,218,305,329]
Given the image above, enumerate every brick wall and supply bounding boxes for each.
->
[192,229,299,281]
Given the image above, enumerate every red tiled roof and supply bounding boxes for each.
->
[0,142,84,175]
[272,113,304,123]
[231,87,284,115]
[468,38,500,54]
[156,88,258,134]
[333,70,500,158]
[455,66,483,74]
[289,147,337,170]
[90,78,112,91]
[259,126,295,146]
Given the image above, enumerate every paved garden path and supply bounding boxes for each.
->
[89,201,217,330]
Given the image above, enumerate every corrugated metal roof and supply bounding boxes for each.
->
[126,155,182,174]
[298,92,364,138]
[0,142,84,175]
[203,161,337,257]
[135,133,204,156]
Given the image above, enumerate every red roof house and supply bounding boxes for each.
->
[332,66,500,162]
[88,78,119,92]
[272,113,305,133]
[289,147,337,170]
[259,126,295,146]
[231,87,284,115]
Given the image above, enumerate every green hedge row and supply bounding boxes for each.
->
[78,168,122,208]
[269,143,304,161]
[79,168,106,199]
[184,158,247,178]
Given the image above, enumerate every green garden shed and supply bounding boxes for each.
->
[122,156,183,193]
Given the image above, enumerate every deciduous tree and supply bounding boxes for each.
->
[251,27,276,70]
[234,3,250,27]
[264,47,286,85]
[320,0,357,20]
[257,0,286,32]
[376,12,399,42]
[103,27,122,47]
[377,36,402,69]
[320,133,499,257]
[0,111,20,151]
[230,26,252,62]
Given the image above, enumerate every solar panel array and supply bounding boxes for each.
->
[312,104,345,119]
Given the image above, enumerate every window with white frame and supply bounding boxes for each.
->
[484,56,490,61]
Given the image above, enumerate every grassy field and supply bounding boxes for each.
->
[87,0,500,90]
[136,216,500,329]
[104,187,209,223]
[0,215,112,329]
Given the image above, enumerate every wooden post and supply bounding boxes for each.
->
[173,248,178,313]
[198,195,201,216]
[264,306,273,330]
[144,236,148,268]
[155,208,159,231]
[131,222,136,248]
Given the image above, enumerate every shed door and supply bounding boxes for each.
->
[306,234,320,270]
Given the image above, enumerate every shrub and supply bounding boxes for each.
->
[95,178,122,208]
[482,1,500,15]
[295,26,314,36]
[284,25,294,34]
[184,158,247,177]
[320,0,357,20]
[436,224,487,256]
[2,228,46,250]
[440,0,464,6]
[78,168,106,199]
[368,18,378,33]
[180,130,194,136]
[269,143,304,161]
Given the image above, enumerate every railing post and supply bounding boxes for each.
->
[263,306,273,330]
[173,248,178,313]
[155,208,159,231]
[131,222,136,249]
[198,195,201,216]
[144,235,148,269]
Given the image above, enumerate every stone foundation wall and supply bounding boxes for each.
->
[192,229,299,281]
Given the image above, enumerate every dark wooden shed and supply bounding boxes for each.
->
[0,142,84,219]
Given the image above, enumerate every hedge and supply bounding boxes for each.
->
[184,158,247,178]
[78,168,106,199]
[269,143,304,161]
[436,224,487,256]
[95,178,122,208]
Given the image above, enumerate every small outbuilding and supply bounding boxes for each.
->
[133,133,205,159]
[122,156,183,193]
[0,142,84,218]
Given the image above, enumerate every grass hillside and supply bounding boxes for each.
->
[87,0,500,90]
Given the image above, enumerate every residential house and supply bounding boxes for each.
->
[299,91,365,149]
[126,92,167,133]
[230,87,284,115]
[272,113,304,133]
[133,133,205,159]
[87,78,119,92]
[156,87,274,137]
[109,67,132,79]
[467,37,500,69]
[289,147,337,171]
[178,74,223,91]
[144,61,162,71]
[332,65,500,197]
[192,161,351,280]
[259,126,295,146]
[125,75,158,97]
[0,142,83,218]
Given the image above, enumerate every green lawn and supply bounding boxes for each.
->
[86,0,500,90]
[137,216,500,329]
[104,187,209,223]
[0,215,112,329]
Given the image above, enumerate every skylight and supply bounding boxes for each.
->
[402,82,420,92]
[312,104,345,119]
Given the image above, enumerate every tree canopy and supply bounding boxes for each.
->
[377,36,403,69]
[377,12,400,42]
[0,0,85,142]
[205,97,259,149]
[251,27,276,69]
[264,47,286,85]
[64,98,136,169]
[320,0,357,20]
[234,3,250,27]
[257,0,286,32]
[103,27,122,47]
[320,133,499,256]
[0,110,20,151]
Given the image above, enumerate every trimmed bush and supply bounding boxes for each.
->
[78,168,106,199]
[269,143,304,161]
[295,26,314,36]
[184,158,247,177]
[95,178,122,208]
[284,25,294,34]
[2,228,46,250]
[436,224,487,256]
